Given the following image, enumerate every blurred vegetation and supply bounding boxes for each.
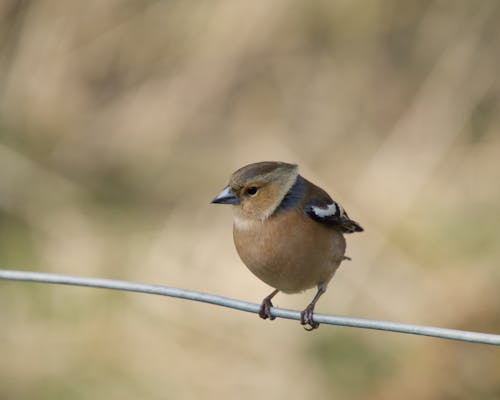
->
[1,0,499,399]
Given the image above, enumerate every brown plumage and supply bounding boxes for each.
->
[212,161,362,330]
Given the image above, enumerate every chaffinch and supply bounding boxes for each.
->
[212,161,363,330]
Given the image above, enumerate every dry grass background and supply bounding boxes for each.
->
[1,1,500,399]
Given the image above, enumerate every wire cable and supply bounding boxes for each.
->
[1,268,499,345]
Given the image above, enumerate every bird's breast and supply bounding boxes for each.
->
[232,210,346,293]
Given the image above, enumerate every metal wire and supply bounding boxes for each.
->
[1,268,499,346]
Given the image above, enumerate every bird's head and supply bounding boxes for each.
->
[211,161,298,220]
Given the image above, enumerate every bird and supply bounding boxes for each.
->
[211,161,363,330]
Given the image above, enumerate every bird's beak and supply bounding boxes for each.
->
[211,186,240,205]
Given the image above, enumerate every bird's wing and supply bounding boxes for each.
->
[303,186,363,234]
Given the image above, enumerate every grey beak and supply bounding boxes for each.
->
[211,186,240,205]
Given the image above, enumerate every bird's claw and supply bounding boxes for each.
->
[300,304,320,331]
[259,298,276,320]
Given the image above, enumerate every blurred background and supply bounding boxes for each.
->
[1,0,499,399]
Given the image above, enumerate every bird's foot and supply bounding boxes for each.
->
[259,298,276,320]
[300,304,320,331]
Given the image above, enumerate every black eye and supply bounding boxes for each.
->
[246,186,259,196]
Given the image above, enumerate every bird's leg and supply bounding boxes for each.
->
[301,284,327,331]
[259,289,279,320]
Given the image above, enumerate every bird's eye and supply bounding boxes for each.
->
[246,186,259,196]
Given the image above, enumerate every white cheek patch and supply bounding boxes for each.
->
[312,203,338,218]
